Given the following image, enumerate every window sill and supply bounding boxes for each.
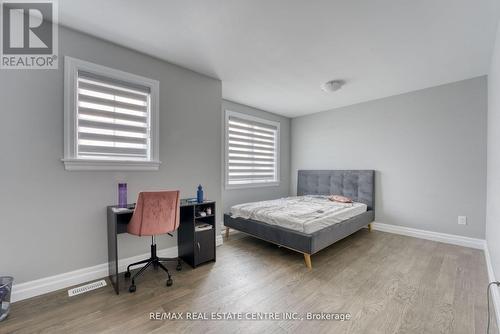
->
[225,182,280,190]
[62,159,161,171]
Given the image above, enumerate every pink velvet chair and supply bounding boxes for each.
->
[124,191,182,293]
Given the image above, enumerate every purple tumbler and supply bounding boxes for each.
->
[118,183,127,208]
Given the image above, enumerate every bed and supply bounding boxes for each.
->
[223,170,375,269]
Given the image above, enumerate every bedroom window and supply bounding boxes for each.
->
[225,110,280,189]
[63,57,160,171]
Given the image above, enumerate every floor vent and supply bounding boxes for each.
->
[68,280,107,297]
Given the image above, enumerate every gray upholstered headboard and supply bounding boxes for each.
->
[297,170,375,211]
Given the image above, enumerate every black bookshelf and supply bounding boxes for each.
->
[177,200,216,268]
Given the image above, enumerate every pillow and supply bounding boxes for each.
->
[329,195,353,203]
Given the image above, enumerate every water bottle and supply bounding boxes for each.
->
[197,185,204,203]
[118,183,127,208]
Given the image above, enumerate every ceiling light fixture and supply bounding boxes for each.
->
[321,80,344,92]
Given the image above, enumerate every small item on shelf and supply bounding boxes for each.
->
[206,207,212,215]
[195,223,213,232]
[186,198,197,203]
[118,183,127,208]
[112,207,132,213]
[197,184,204,203]
[199,211,207,217]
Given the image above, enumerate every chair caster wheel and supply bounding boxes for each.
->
[176,264,182,271]
[124,271,131,278]
[129,284,136,293]
[166,278,173,287]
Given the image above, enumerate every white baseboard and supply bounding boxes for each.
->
[216,235,223,246]
[484,242,500,329]
[10,222,490,306]
[223,222,485,249]
[12,246,178,303]
[371,222,486,249]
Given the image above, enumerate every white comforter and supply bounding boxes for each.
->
[230,196,367,234]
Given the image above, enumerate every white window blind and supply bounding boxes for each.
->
[76,71,151,161]
[226,111,280,188]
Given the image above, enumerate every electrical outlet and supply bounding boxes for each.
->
[458,216,467,225]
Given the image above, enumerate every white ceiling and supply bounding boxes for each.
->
[59,0,500,117]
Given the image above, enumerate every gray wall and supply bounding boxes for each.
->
[486,23,500,282]
[291,77,487,239]
[0,27,222,284]
[222,100,290,214]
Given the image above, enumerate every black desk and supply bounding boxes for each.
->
[107,199,216,294]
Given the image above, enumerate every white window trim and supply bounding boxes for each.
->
[224,110,280,190]
[62,56,161,171]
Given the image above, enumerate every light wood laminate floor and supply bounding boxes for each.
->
[2,230,497,334]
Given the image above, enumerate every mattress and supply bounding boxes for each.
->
[230,196,368,234]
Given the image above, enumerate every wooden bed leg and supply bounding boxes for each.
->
[225,227,230,240]
[368,223,372,232]
[304,254,312,270]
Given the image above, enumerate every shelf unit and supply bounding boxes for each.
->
[178,201,216,268]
